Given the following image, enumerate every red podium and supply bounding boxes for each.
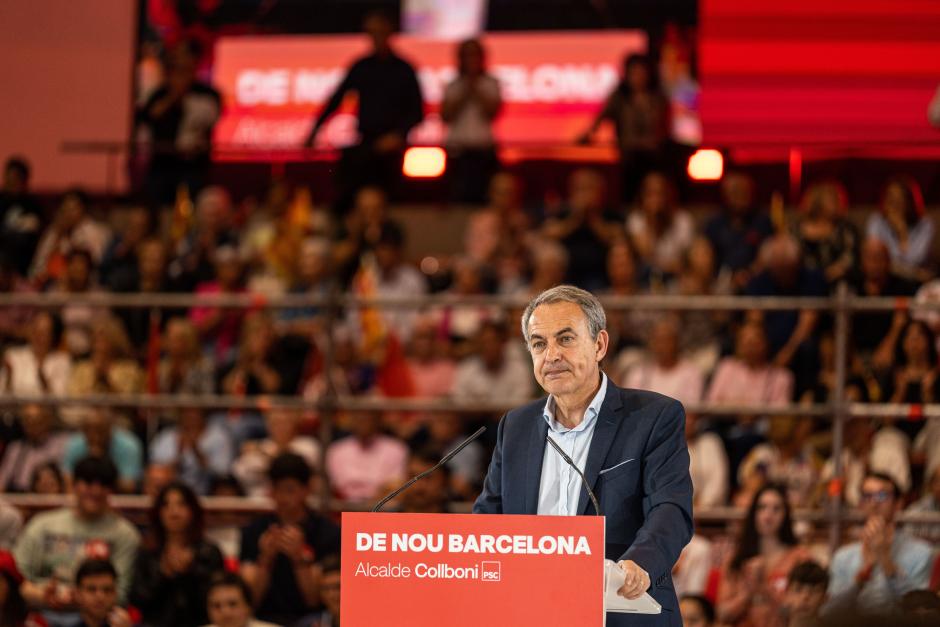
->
[341,512,605,626]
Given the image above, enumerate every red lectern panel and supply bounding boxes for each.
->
[341,512,605,626]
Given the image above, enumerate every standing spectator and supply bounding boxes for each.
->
[51,249,101,358]
[705,171,773,291]
[0,404,68,493]
[717,484,810,627]
[232,407,321,498]
[781,561,829,627]
[138,40,221,207]
[13,458,140,617]
[621,315,704,408]
[792,181,858,288]
[866,176,934,280]
[158,318,215,395]
[826,473,933,614]
[0,156,42,277]
[62,409,143,494]
[239,454,340,625]
[72,559,132,627]
[540,168,622,290]
[452,321,533,403]
[579,53,670,202]
[204,572,279,627]
[305,10,424,211]
[29,189,109,285]
[149,408,234,496]
[130,482,224,627]
[627,172,695,279]
[441,38,502,204]
[1,311,70,397]
[326,412,408,501]
[332,186,397,283]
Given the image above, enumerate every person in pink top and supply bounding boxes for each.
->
[706,320,793,407]
[325,411,407,501]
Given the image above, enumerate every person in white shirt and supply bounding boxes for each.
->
[441,38,501,204]
[452,320,533,403]
[0,310,70,396]
[232,407,321,498]
[686,412,729,508]
[622,315,703,408]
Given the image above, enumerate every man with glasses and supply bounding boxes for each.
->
[825,472,933,615]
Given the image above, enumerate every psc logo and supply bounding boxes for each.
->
[480,561,501,582]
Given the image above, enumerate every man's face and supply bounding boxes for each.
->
[271,478,309,515]
[785,582,827,619]
[30,313,54,354]
[21,404,51,442]
[364,14,393,52]
[527,302,607,400]
[648,321,678,365]
[138,241,166,283]
[722,173,754,213]
[74,479,111,518]
[207,585,252,627]
[860,477,898,521]
[75,573,117,623]
[82,412,112,453]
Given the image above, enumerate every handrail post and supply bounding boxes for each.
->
[829,283,850,554]
[318,284,342,515]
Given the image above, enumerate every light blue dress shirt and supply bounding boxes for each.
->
[537,373,608,516]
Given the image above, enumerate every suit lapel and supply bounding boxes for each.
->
[523,405,549,514]
[579,378,625,515]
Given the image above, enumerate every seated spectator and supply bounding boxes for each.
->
[903,467,940,544]
[0,311,70,397]
[219,311,310,397]
[188,245,246,365]
[99,206,152,291]
[205,476,246,563]
[826,472,933,615]
[301,325,376,401]
[169,186,239,289]
[717,484,810,626]
[888,319,938,441]
[706,320,794,406]
[704,171,773,291]
[744,235,826,390]
[604,241,657,367]
[204,572,279,627]
[621,315,704,408]
[325,411,408,501]
[738,416,821,509]
[0,549,46,627]
[782,560,829,627]
[800,331,876,404]
[0,499,23,550]
[29,188,109,286]
[398,447,451,514]
[159,317,215,395]
[149,407,235,495]
[792,180,859,288]
[0,404,68,493]
[31,461,65,495]
[0,156,42,276]
[434,256,500,350]
[849,238,919,370]
[451,321,533,403]
[540,168,622,290]
[306,554,341,627]
[62,409,143,494]
[232,407,321,498]
[66,316,144,417]
[411,412,483,498]
[142,464,177,499]
[404,317,456,398]
[73,559,132,627]
[130,482,224,627]
[518,239,569,297]
[686,412,729,508]
[673,536,714,598]
[679,594,715,627]
[866,176,934,280]
[278,237,334,337]
[464,171,530,266]
[332,185,399,284]
[627,171,695,278]
[52,249,101,358]
[13,457,140,618]
[0,254,35,346]
[240,453,340,625]
[821,418,911,506]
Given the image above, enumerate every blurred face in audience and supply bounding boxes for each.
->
[354,187,386,225]
[75,572,117,624]
[428,412,462,444]
[402,455,448,512]
[32,465,64,494]
[737,323,768,367]
[458,40,484,77]
[3,165,26,194]
[568,169,605,213]
[144,464,176,498]
[207,585,252,627]
[859,476,899,522]
[137,240,166,285]
[374,241,401,273]
[350,412,381,442]
[271,477,309,517]
[30,312,55,355]
[65,253,92,291]
[527,301,608,402]
[785,581,827,621]
[74,475,111,519]
[21,404,53,443]
[606,243,636,290]
[679,598,711,627]
[639,173,672,220]
[648,319,679,367]
[478,325,506,370]
[625,59,651,92]
[58,192,86,231]
[364,13,393,54]
[124,207,150,245]
[901,321,930,363]
[196,187,232,233]
[408,323,437,361]
[488,173,519,212]
[165,319,196,362]
[297,241,329,285]
[81,410,113,457]
[266,408,299,449]
[754,489,786,538]
[160,488,193,536]
[215,256,242,290]
[721,173,754,215]
[860,238,890,284]
[883,181,912,223]
[453,259,483,294]
[179,408,207,439]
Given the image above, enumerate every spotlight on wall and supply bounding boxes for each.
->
[403,147,446,178]
[687,149,724,182]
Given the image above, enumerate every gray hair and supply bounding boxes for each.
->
[520,285,606,345]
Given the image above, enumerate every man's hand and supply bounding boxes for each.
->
[616,560,650,600]
[258,526,280,566]
[108,607,133,627]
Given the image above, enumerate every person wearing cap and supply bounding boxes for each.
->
[12,457,140,627]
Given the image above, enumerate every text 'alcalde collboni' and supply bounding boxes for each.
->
[356,533,592,555]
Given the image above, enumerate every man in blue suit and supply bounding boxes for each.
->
[474,285,692,626]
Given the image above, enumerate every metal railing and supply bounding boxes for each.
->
[3,286,939,555]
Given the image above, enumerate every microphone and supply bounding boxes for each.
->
[546,435,602,517]
[371,426,487,513]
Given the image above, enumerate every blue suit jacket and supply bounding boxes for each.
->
[473,379,693,626]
